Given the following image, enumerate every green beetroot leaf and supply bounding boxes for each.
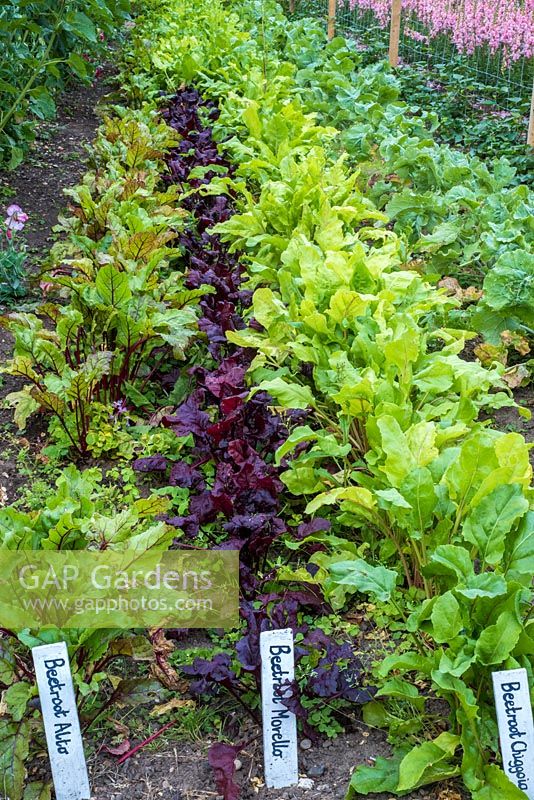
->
[483,250,534,319]
[347,753,404,796]
[328,558,398,603]
[396,732,461,792]
[22,784,51,800]
[462,484,529,567]
[0,721,30,800]
[430,591,463,643]
[472,765,531,800]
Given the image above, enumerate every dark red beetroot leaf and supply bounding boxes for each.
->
[208,742,243,800]
[168,461,206,490]
[155,92,307,566]
[102,739,131,756]
[162,390,211,441]
[296,518,332,539]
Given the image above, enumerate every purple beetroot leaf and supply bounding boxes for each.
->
[208,742,243,800]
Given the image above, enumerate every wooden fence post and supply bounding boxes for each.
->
[528,75,534,148]
[389,0,402,67]
[328,0,336,40]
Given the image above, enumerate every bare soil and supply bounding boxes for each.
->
[0,71,113,270]
[29,722,467,800]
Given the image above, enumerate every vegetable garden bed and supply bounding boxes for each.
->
[0,1,533,799]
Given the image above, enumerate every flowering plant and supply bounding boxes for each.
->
[5,204,29,233]
[0,204,29,302]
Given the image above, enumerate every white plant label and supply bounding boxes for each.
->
[32,642,91,800]
[260,627,299,788]
[492,668,534,799]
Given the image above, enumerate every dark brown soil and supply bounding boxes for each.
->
[0,71,113,271]
[84,723,466,800]
[25,722,465,800]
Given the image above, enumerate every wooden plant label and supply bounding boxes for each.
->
[32,642,91,800]
[260,628,299,788]
[492,668,534,799]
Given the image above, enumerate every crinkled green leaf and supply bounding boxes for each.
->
[4,682,34,722]
[95,264,132,307]
[482,250,534,329]
[5,388,40,430]
[0,720,30,800]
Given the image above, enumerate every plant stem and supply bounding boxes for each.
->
[0,39,60,135]
[117,721,177,765]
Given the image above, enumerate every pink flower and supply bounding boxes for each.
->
[5,204,29,232]
[405,26,430,43]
